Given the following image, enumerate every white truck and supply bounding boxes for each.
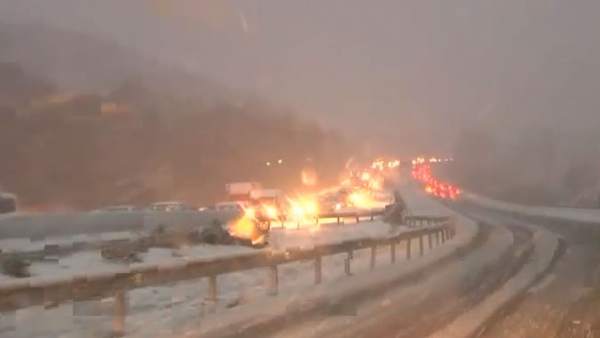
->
[225,182,262,201]
[249,188,282,202]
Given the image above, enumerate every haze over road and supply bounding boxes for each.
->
[2,2,600,337]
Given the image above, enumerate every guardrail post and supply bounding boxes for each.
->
[435,231,440,245]
[206,275,218,302]
[419,235,424,256]
[337,216,341,225]
[441,229,446,243]
[406,238,412,260]
[112,290,127,337]
[428,233,433,249]
[344,251,353,275]
[315,256,322,284]
[356,215,360,223]
[268,265,278,295]
[370,212,374,221]
[370,245,376,270]
[390,241,396,263]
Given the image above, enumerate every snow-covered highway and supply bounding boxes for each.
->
[6,176,595,338]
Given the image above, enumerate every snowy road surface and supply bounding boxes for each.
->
[229,186,569,338]
[4,184,593,337]
[459,202,600,338]
[265,220,513,338]
[236,197,542,338]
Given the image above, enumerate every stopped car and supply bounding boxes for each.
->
[149,201,195,212]
[0,192,17,214]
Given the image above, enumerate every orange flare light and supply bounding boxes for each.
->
[287,195,319,222]
[230,214,258,241]
[263,204,279,220]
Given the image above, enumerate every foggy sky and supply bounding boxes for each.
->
[2,0,600,156]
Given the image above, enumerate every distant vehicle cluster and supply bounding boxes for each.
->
[412,161,462,200]
[70,157,403,246]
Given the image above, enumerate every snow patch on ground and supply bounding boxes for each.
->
[29,251,123,278]
[464,192,600,224]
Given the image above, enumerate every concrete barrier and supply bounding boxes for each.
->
[0,210,239,240]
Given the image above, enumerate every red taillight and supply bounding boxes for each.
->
[412,162,463,200]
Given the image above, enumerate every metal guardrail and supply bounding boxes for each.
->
[405,215,450,227]
[275,209,446,228]
[269,209,385,228]
[0,216,455,336]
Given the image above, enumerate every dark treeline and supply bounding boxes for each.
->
[0,62,350,210]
